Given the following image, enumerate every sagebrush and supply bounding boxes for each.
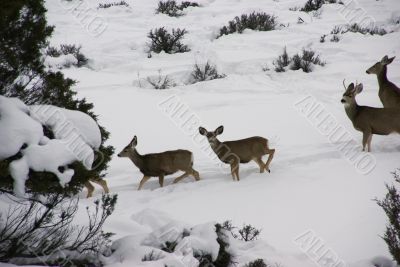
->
[147,27,190,54]
[0,193,117,266]
[46,44,89,68]
[98,1,129,8]
[218,12,277,38]
[326,23,387,42]
[156,0,199,17]
[244,259,268,267]
[273,47,290,72]
[146,71,175,89]
[299,0,340,12]
[142,250,164,261]
[190,62,226,84]
[221,220,262,242]
[272,47,325,73]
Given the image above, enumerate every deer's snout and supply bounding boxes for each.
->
[366,70,370,74]
[117,153,122,157]
[341,99,345,103]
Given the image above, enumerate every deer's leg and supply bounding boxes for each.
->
[367,134,373,152]
[230,163,237,181]
[138,175,151,190]
[254,158,266,173]
[173,172,190,184]
[191,169,200,181]
[85,181,94,198]
[230,160,240,181]
[159,175,164,187]
[91,178,109,194]
[362,131,371,152]
[235,162,240,181]
[264,149,275,173]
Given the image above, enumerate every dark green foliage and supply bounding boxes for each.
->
[214,223,236,267]
[59,44,88,67]
[146,71,175,89]
[298,0,341,12]
[330,25,343,34]
[273,47,290,72]
[0,0,53,96]
[327,23,387,43]
[142,250,163,261]
[238,224,261,242]
[330,34,340,42]
[46,46,62,57]
[244,259,268,267]
[180,1,199,9]
[161,240,178,253]
[157,1,181,16]
[191,223,235,267]
[346,23,387,35]
[300,0,324,12]
[0,160,93,196]
[195,251,214,266]
[147,27,190,54]
[376,170,400,265]
[290,49,325,72]
[217,12,277,38]
[98,1,129,8]
[0,0,114,195]
[190,62,226,83]
[270,48,325,73]
[156,1,199,17]
[0,193,117,265]
[220,220,262,242]
[46,44,89,68]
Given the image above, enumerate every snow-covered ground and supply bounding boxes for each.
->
[14,0,400,265]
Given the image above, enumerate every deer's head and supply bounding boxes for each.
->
[118,136,137,157]
[199,126,224,144]
[366,55,395,74]
[341,80,363,106]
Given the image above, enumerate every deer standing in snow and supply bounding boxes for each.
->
[117,136,200,190]
[199,126,275,181]
[341,80,400,152]
[366,55,400,108]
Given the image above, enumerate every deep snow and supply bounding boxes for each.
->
[4,0,400,266]
[0,96,101,196]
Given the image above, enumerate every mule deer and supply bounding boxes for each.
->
[117,136,200,190]
[199,126,275,181]
[366,55,400,108]
[85,178,109,198]
[341,80,400,152]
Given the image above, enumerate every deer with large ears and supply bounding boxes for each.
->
[199,126,275,181]
[366,55,400,108]
[341,80,400,152]
[117,136,200,190]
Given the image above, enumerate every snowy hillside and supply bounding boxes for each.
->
[13,0,400,265]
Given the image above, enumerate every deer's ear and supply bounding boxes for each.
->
[199,127,207,136]
[215,125,224,135]
[130,136,137,146]
[348,83,355,91]
[387,56,395,65]
[381,55,389,64]
[355,83,363,94]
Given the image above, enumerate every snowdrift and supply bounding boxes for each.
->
[0,96,101,196]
